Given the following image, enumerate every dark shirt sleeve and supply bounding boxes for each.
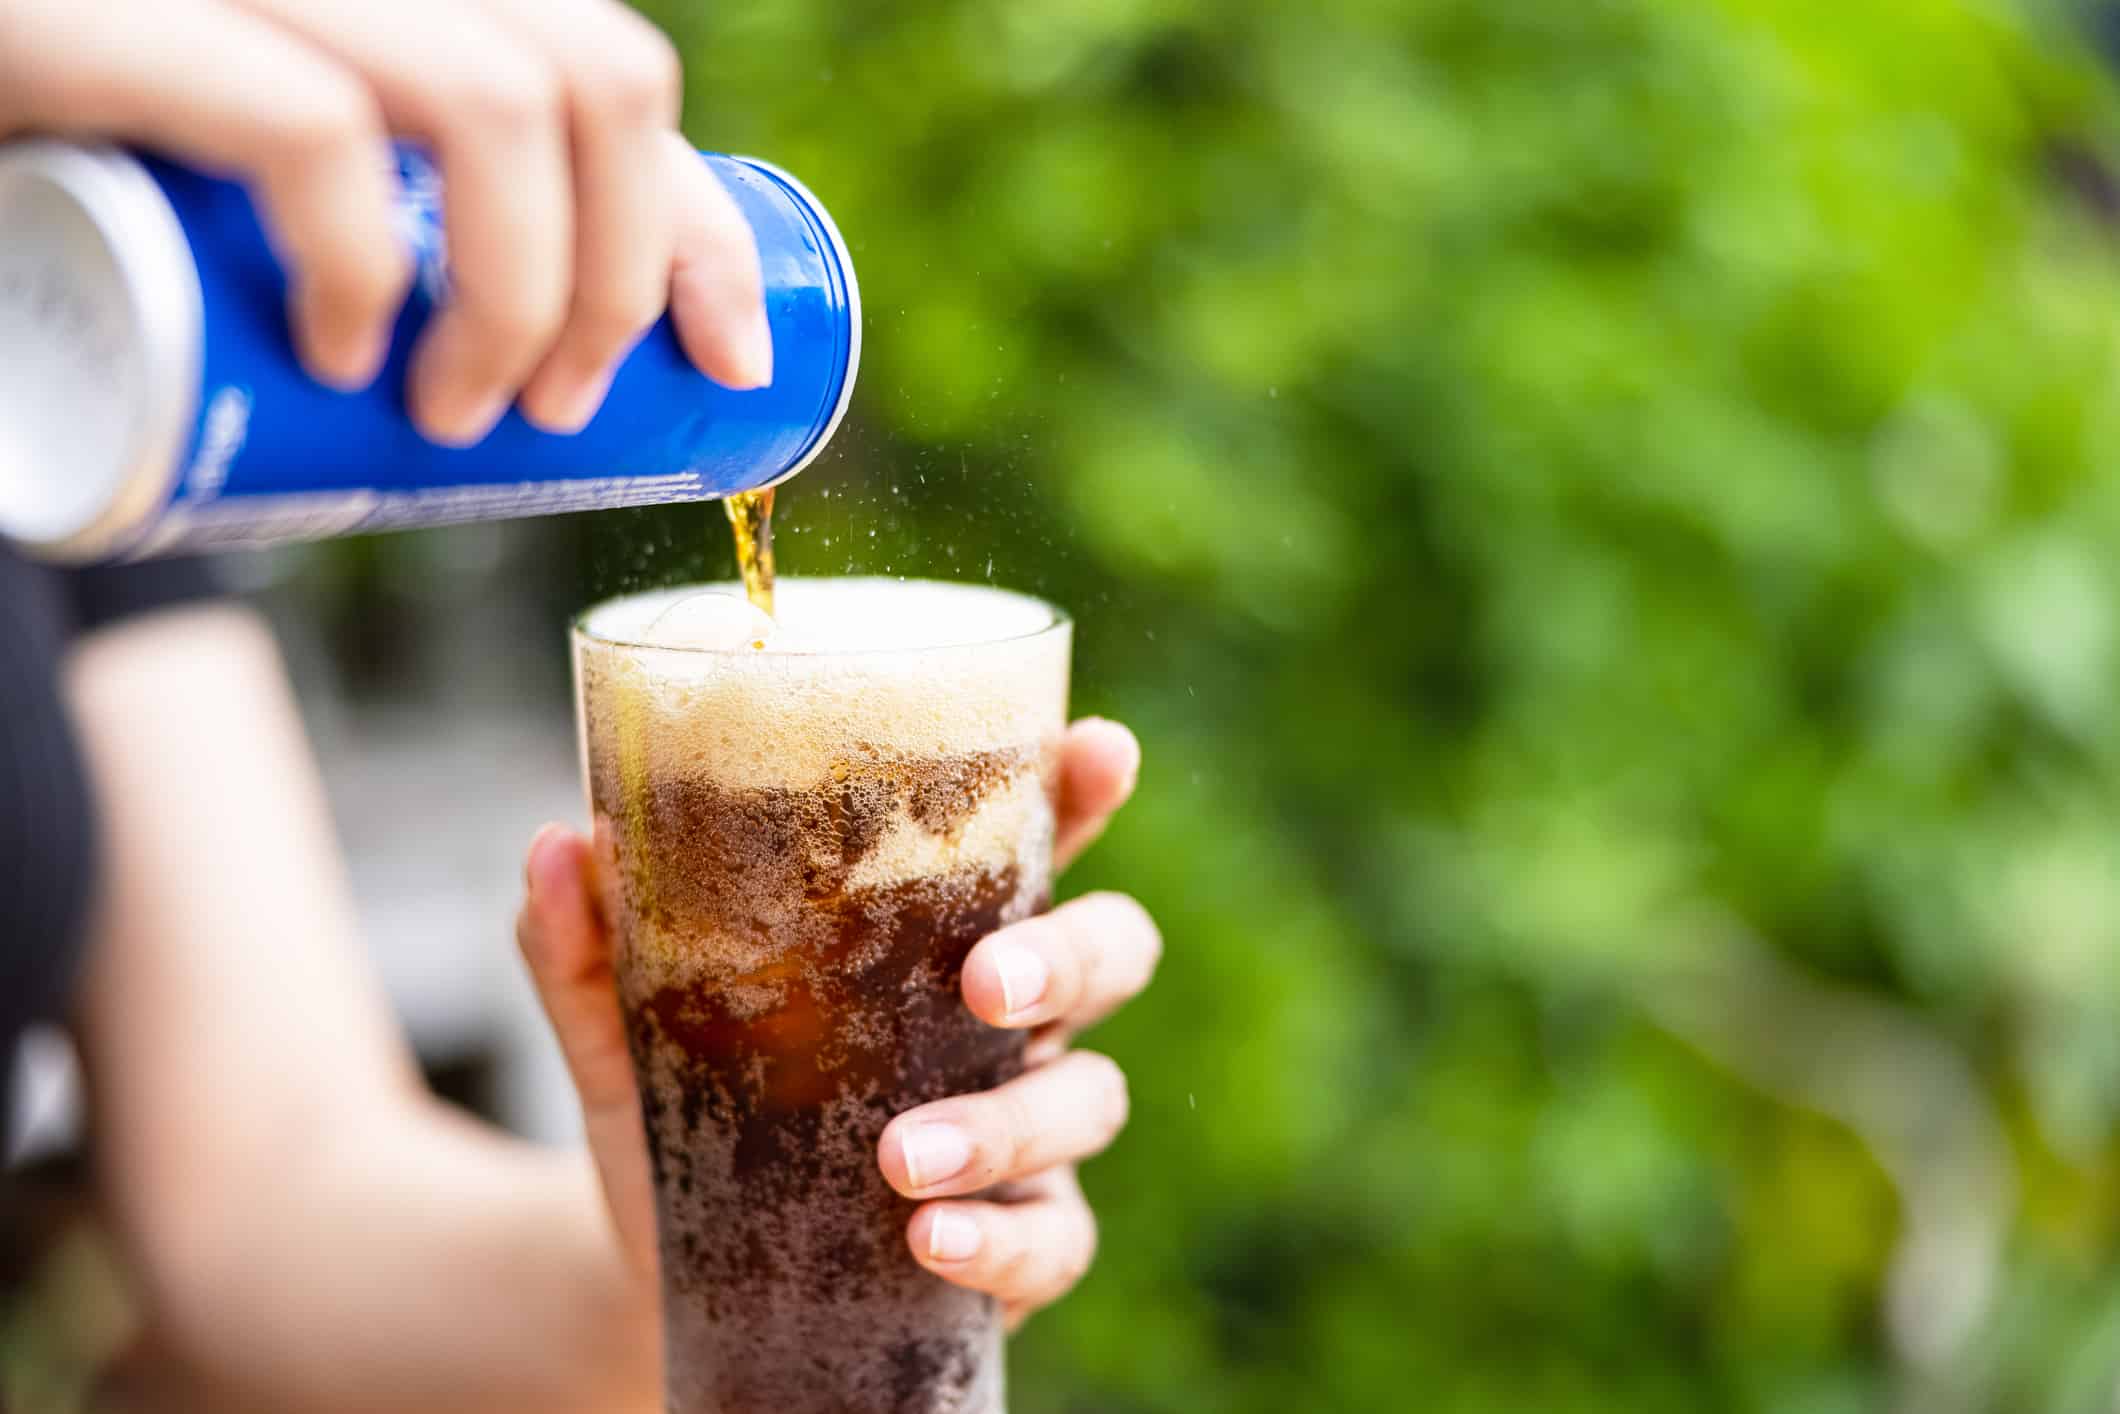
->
[62,554,226,632]
[0,550,99,1089]
[2,550,227,1145]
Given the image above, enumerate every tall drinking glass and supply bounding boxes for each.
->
[572,577,1070,1414]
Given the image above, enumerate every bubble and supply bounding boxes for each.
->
[648,591,777,651]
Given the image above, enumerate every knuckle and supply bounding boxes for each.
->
[1075,893,1161,994]
[0,48,64,130]
[1047,917,1098,1009]
[448,51,563,132]
[993,1242,1041,1295]
[1049,900,1097,962]
[275,82,386,168]
[995,1089,1043,1176]
[569,22,682,125]
[1017,916,1078,1007]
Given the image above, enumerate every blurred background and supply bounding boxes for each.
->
[23,0,2120,1409]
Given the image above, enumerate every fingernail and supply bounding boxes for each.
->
[528,367,615,435]
[418,385,509,447]
[410,332,509,446]
[900,1123,971,1190]
[927,1210,982,1263]
[992,943,1049,1021]
[290,286,391,393]
[310,329,389,393]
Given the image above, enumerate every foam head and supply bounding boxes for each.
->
[591,577,1060,655]
[574,577,1071,790]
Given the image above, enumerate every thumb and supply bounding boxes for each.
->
[518,824,657,1279]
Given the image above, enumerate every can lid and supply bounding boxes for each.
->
[732,158,862,489]
[0,142,200,561]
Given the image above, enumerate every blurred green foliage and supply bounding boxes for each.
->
[605,0,2120,1408]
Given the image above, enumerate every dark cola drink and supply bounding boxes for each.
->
[573,577,1070,1414]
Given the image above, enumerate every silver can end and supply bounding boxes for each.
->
[0,141,201,562]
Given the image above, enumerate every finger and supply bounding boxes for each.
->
[517,822,656,1275]
[234,0,576,444]
[518,824,634,1108]
[0,0,408,389]
[908,1168,1097,1318]
[663,132,772,389]
[404,33,573,445]
[879,1050,1129,1200]
[1054,718,1140,870]
[479,0,681,432]
[961,892,1161,1034]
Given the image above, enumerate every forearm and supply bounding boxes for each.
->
[66,604,653,1411]
[145,1097,656,1414]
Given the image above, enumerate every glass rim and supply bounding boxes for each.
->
[571,576,1071,659]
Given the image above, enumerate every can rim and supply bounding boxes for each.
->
[729,157,861,491]
[0,143,201,562]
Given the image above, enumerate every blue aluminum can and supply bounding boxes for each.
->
[0,141,859,561]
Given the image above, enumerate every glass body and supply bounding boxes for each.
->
[572,579,1070,1414]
